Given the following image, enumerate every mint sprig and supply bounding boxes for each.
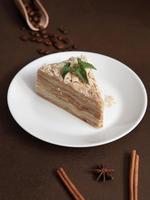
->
[62,62,71,78]
[77,58,96,70]
[75,67,89,83]
[61,58,96,84]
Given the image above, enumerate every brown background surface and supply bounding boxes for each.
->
[0,0,150,199]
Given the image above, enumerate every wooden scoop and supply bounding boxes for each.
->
[15,0,49,31]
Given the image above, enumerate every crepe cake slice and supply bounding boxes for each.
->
[36,56,104,127]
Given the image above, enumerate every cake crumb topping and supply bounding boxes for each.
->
[105,95,116,107]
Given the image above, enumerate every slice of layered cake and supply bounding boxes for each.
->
[36,56,104,127]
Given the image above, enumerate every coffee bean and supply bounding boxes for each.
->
[35,32,41,37]
[40,29,47,34]
[53,41,65,50]
[36,38,43,43]
[37,48,45,54]
[44,50,51,55]
[34,23,40,28]
[57,35,63,41]
[44,40,52,46]
[43,38,49,42]
[30,31,36,36]
[42,34,48,39]
[32,22,39,28]
[37,48,51,55]
[58,26,69,34]
[50,35,57,43]
[33,16,40,22]
[20,35,29,41]
[26,6,32,13]
[29,11,35,16]
[57,35,71,44]
[37,12,42,17]
[38,26,44,31]
[62,37,70,44]
[29,17,33,22]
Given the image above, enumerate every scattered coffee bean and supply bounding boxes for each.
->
[44,40,52,46]
[36,38,43,43]
[37,12,42,18]
[42,34,49,39]
[56,35,71,44]
[40,29,47,34]
[25,6,31,12]
[50,36,57,43]
[53,41,65,50]
[29,17,33,22]
[35,32,41,37]
[37,48,45,54]
[37,48,51,55]
[31,21,37,27]
[62,37,70,44]
[44,50,51,55]
[58,26,69,34]
[57,35,63,41]
[30,31,36,36]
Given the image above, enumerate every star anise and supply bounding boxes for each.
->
[94,164,114,182]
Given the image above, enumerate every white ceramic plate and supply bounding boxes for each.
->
[7,51,147,147]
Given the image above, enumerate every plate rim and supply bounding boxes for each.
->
[7,51,148,147]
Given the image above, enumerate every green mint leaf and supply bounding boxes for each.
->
[75,67,89,84]
[62,62,71,78]
[77,58,96,69]
[80,68,89,83]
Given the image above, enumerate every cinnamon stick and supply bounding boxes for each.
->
[130,150,136,200]
[57,167,86,200]
[134,154,139,200]
[129,150,139,200]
